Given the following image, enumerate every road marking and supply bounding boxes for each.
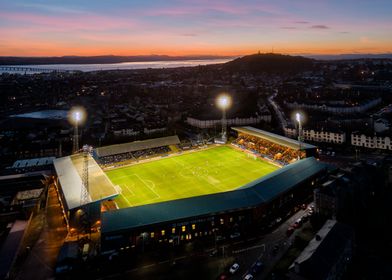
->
[232,244,265,254]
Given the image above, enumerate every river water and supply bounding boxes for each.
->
[0,58,233,74]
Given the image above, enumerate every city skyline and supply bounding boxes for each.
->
[1,0,392,57]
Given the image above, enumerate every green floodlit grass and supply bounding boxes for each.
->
[105,145,279,208]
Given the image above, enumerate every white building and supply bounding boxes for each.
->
[285,97,382,114]
[186,115,271,129]
[113,129,140,137]
[351,133,392,150]
[144,127,167,135]
[284,128,346,144]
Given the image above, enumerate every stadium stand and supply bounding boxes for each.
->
[4,157,55,174]
[96,136,180,165]
[53,153,119,210]
[96,136,180,158]
[232,127,316,165]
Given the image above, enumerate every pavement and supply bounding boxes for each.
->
[15,184,68,280]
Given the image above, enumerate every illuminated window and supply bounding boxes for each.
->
[151,232,155,238]
[172,227,176,234]
[192,224,196,230]
[161,230,165,236]
[230,217,233,223]
[182,225,186,232]
[211,221,215,226]
[220,218,224,225]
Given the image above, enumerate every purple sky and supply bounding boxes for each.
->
[0,0,391,56]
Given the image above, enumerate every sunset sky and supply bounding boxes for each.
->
[1,0,391,56]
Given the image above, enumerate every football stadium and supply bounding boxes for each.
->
[106,145,279,209]
[53,126,326,254]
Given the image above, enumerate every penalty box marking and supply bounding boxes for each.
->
[122,183,135,196]
[133,174,161,200]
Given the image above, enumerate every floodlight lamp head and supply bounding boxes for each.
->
[217,94,231,110]
[296,112,301,123]
[69,106,86,126]
[73,111,81,122]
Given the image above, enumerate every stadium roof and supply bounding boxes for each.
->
[95,135,180,158]
[101,157,326,234]
[11,157,55,169]
[232,126,316,150]
[53,154,119,210]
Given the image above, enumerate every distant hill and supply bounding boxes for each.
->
[223,53,314,73]
[0,55,233,65]
[306,53,392,60]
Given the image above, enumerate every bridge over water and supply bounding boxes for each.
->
[0,66,70,73]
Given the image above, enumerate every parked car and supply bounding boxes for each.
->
[251,260,264,274]
[293,222,301,229]
[243,274,254,280]
[230,232,241,239]
[229,263,240,274]
[216,235,226,242]
[286,227,295,236]
[218,273,228,280]
[209,249,218,257]
[272,245,279,254]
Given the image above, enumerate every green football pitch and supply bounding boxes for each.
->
[105,145,279,208]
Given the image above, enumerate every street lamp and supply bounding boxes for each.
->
[69,107,86,153]
[216,94,232,143]
[296,112,302,160]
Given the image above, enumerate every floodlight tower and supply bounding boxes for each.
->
[71,110,82,153]
[81,145,92,207]
[69,107,86,154]
[296,112,303,160]
[217,94,232,142]
[79,144,93,234]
